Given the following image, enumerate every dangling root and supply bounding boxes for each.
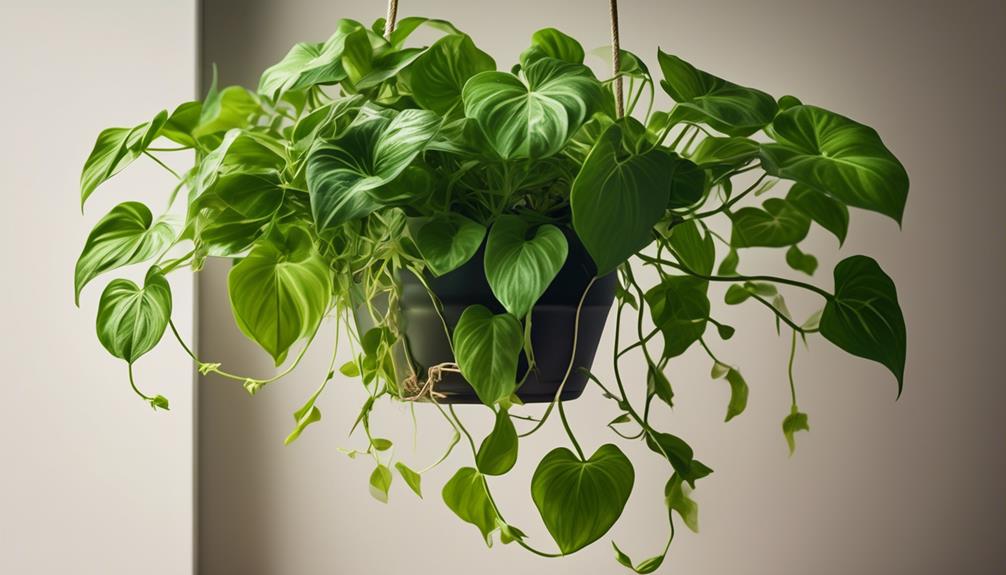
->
[400,362,460,402]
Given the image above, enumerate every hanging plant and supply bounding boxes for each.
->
[74,3,908,570]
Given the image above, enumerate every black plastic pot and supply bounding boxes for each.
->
[356,227,616,404]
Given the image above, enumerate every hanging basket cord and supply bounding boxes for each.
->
[382,0,624,117]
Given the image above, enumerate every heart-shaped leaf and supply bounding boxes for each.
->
[395,462,423,498]
[484,215,568,318]
[821,256,906,393]
[75,202,175,305]
[665,475,699,533]
[193,86,260,139]
[414,213,486,276]
[644,276,710,358]
[307,108,441,232]
[571,120,674,274]
[452,305,523,405]
[760,105,909,223]
[644,432,712,487]
[520,28,585,68]
[658,51,777,137]
[782,407,810,455]
[787,184,850,245]
[785,245,818,276]
[80,110,168,207]
[227,227,333,365]
[463,57,603,159]
[730,198,810,248]
[408,34,496,115]
[531,444,634,555]
[689,136,760,170]
[369,464,392,503]
[257,19,366,99]
[96,266,172,364]
[442,467,498,546]
[476,407,519,475]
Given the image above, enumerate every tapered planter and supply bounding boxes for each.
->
[355,227,616,404]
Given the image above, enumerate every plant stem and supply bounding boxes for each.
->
[143,151,182,180]
[636,253,833,299]
[693,173,768,219]
[788,329,799,407]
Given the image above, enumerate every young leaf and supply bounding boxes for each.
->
[484,215,568,318]
[644,277,710,358]
[476,407,519,475]
[820,256,907,393]
[665,474,700,533]
[369,464,393,503]
[668,219,715,275]
[723,368,749,422]
[783,408,810,455]
[647,363,674,408]
[96,266,172,364]
[442,467,498,546]
[371,438,393,451]
[284,405,321,445]
[395,462,423,498]
[571,120,674,274]
[531,445,634,554]
[227,227,333,366]
[785,245,819,276]
[452,306,523,405]
[462,57,603,159]
[80,110,169,207]
[689,136,760,170]
[644,431,712,488]
[761,105,909,223]
[718,247,740,275]
[787,184,849,245]
[408,34,496,115]
[657,51,777,137]
[307,109,441,231]
[193,86,260,139]
[75,202,175,305]
[612,542,665,574]
[730,198,811,248]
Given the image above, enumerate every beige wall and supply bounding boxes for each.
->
[198,1,1006,574]
[0,1,198,574]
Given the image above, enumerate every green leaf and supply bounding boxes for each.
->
[227,227,333,366]
[612,542,665,574]
[257,19,365,99]
[658,51,777,137]
[786,245,819,276]
[821,256,906,392]
[414,213,486,276]
[462,57,603,159]
[718,247,739,275]
[782,408,810,454]
[760,105,909,223]
[665,474,699,533]
[787,184,850,245]
[484,215,568,318]
[730,198,810,248]
[75,202,175,305]
[408,34,496,115]
[339,360,360,377]
[386,16,461,49]
[369,464,393,503]
[371,438,393,451]
[476,408,519,475]
[668,219,714,275]
[723,368,749,422]
[96,266,172,364]
[689,136,760,169]
[80,110,168,207]
[531,444,635,554]
[571,120,673,274]
[520,28,585,68]
[647,363,674,408]
[442,467,498,546]
[161,101,202,147]
[193,86,260,139]
[452,306,524,405]
[284,405,321,445]
[307,109,441,231]
[644,277,710,358]
[644,431,710,486]
[395,462,423,498]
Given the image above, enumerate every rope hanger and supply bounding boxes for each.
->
[383,0,625,118]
